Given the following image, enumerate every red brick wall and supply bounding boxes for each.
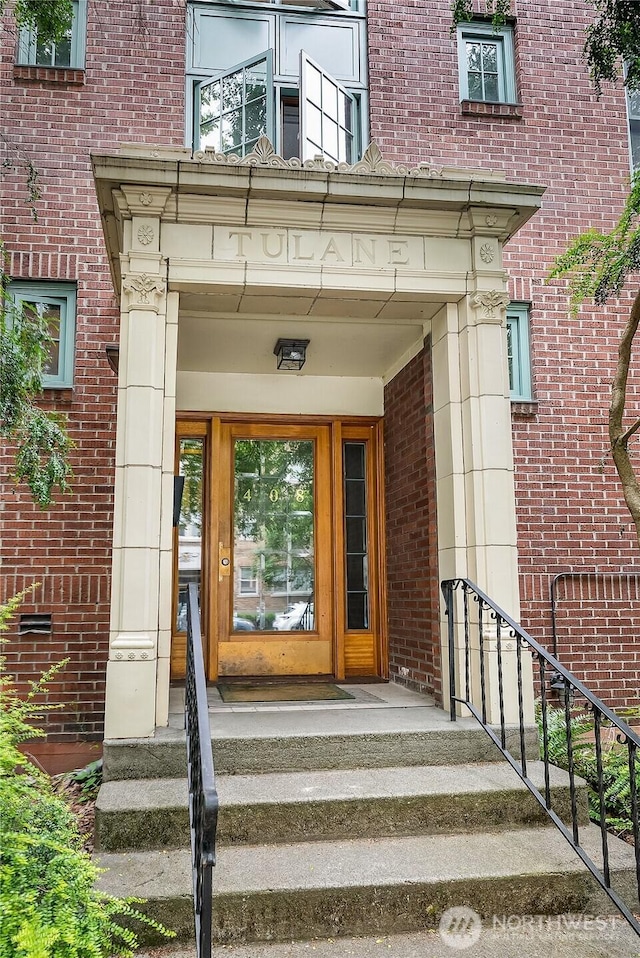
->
[0,0,186,740]
[384,345,441,701]
[370,0,640,710]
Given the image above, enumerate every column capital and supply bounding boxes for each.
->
[122,270,167,313]
[470,290,510,323]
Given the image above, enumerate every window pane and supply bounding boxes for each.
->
[246,96,267,140]
[467,72,483,101]
[223,71,243,111]
[484,73,499,101]
[322,75,338,118]
[245,61,267,102]
[233,439,315,632]
[346,517,365,554]
[176,439,204,632]
[201,80,221,120]
[222,111,243,151]
[324,118,339,160]
[307,103,323,149]
[200,117,220,150]
[466,42,481,73]
[307,63,322,105]
[481,42,498,74]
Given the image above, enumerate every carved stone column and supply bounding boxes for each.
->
[432,279,534,725]
[104,188,175,739]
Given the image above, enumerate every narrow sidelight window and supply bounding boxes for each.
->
[343,441,369,629]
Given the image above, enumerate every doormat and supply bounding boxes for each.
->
[217,683,355,703]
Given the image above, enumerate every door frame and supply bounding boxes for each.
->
[172,413,388,682]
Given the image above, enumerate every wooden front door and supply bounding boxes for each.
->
[172,416,387,682]
[216,422,333,677]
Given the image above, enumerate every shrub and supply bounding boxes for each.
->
[0,590,174,958]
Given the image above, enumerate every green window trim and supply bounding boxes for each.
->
[456,21,517,105]
[627,86,640,171]
[8,282,77,389]
[506,302,532,402]
[16,0,87,69]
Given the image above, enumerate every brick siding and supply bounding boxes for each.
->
[384,346,441,700]
[370,0,640,709]
[2,0,639,739]
[0,0,186,740]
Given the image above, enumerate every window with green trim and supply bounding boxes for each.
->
[457,21,517,104]
[8,283,77,389]
[506,303,532,401]
[188,1,367,160]
[16,0,87,69]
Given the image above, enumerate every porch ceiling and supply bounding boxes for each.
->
[177,314,427,378]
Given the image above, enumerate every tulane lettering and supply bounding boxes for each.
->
[219,228,418,268]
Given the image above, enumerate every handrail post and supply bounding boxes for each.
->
[185,583,219,958]
[443,580,457,722]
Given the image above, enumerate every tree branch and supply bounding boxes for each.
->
[609,287,640,544]
[620,415,640,446]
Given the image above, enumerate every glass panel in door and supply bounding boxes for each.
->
[233,439,315,632]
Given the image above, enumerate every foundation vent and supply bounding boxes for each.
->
[19,613,52,635]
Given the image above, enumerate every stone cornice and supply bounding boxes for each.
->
[192,137,508,183]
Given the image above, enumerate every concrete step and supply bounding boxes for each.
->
[95,825,637,945]
[136,923,640,958]
[102,707,539,780]
[95,762,589,851]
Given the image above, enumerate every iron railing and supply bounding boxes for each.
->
[185,583,219,958]
[442,577,640,936]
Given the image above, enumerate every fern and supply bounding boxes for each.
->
[537,704,639,838]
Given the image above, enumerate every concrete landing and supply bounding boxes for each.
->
[95,825,637,945]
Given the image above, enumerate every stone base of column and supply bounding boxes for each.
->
[104,658,157,739]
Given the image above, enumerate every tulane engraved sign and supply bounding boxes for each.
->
[213,227,425,270]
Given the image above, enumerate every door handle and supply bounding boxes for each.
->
[219,543,231,580]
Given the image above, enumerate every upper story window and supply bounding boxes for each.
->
[627,86,640,170]
[188,1,367,161]
[506,302,532,402]
[457,20,517,104]
[7,282,77,389]
[16,0,87,69]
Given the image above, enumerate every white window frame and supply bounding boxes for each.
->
[506,302,532,402]
[7,282,77,389]
[239,566,259,595]
[16,0,87,69]
[457,20,517,105]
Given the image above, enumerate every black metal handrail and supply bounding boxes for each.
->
[185,583,219,958]
[442,577,640,936]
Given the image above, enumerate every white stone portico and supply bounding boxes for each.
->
[92,139,544,740]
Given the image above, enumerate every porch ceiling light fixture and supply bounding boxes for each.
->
[274,338,310,371]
